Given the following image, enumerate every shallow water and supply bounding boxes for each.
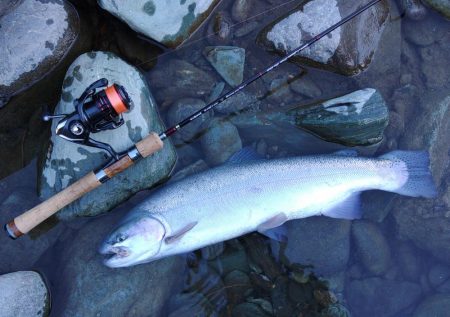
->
[1,0,450,316]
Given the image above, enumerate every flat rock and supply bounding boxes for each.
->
[39,51,176,219]
[204,46,245,87]
[0,271,50,317]
[346,277,422,317]
[283,216,351,275]
[257,0,389,75]
[98,0,219,47]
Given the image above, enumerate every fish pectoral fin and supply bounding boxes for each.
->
[322,192,362,220]
[257,213,288,232]
[165,221,198,244]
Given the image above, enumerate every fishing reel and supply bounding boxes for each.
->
[44,78,132,161]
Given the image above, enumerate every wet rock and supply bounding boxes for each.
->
[0,0,89,179]
[351,220,391,276]
[283,217,351,275]
[175,144,203,168]
[0,271,50,317]
[232,302,272,317]
[428,263,450,289]
[167,98,212,143]
[52,204,184,316]
[289,76,322,99]
[231,0,253,22]
[289,88,389,146]
[210,246,249,276]
[168,292,218,317]
[235,21,260,38]
[319,303,351,317]
[98,0,219,47]
[207,11,233,45]
[224,270,252,304]
[201,242,225,261]
[215,91,262,114]
[171,160,209,183]
[346,277,422,317]
[149,59,217,103]
[419,40,450,89]
[266,74,294,106]
[257,0,389,76]
[413,294,450,317]
[399,0,428,20]
[39,52,176,219]
[403,15,447,46]
[201,118,242,165]
[422,0,450,18]
[271,276,295,316]
[204,46,245,87]
[0,162,65,273]
[395,241,423,282]
[361,191,396,223]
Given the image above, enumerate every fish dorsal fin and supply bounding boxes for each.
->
[165,221,198,244]
[332,149,359,157]
[227,147,264,164]
[257,213,288,232]
[322,193,362,219]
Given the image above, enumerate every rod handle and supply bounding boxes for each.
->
[5,132,163,238]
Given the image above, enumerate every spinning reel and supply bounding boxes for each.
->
[44,78,132,161]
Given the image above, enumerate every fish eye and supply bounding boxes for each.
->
[116,234,127,243]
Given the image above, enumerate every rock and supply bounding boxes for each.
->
[399,0,428,20]
[271,276,295,316]
[224,270,252,304]
[51,203,184,316]
[171,160,209,183]
[361,191,396,223]
[168,292,218,317]
[207,11,234,45]
[201,118,242,165]
[231,0,253,22]
[0,162,65,273]
[210,246,249,276]
[266,73,294,106]
[257,0,390,76]
[201,242,225,261]
[288,88,389,146]
[428,263,450,289]
[351,220,391,276]
[235,21,260,38]
[0,271,50,317]
[98,0,219,47]
[149,59,217,103]
[283,217,351,275]
[395,241,423,282]
[419,39,450,89]
[204,46,245,87]
[232,302,272,317]
[167,98,212,143]
[346,278,422,317]
[215,91,262,114]
[0,0,89,179]
[319,303,351,317]
[403,14,447,46]
[39,51,176,219]
[422,0,450,18]
[289,76,322,99]
[174,144,203,168]
[413,294,450,317]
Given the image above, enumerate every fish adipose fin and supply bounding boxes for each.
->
[165,221,198,244]
[322,192,362,220]
[227,147,264,164]
[380,151,438,198]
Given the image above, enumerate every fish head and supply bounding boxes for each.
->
[99,215,166,268]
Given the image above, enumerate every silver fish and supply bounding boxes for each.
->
[99,149,437,268]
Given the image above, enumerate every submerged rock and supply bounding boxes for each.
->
[346,278,421,317]
[98,0,219,47]
[399,0,428,20]
[206,11,234,45]
[39,51,176,219]
[0,271,50,317]
[413,294,450,317]
[52,204,184,316]
[257,0,389,75]
[203,46,245,87]
[422,0,450,18]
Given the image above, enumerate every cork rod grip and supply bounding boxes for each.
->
[135,132,163,158]
[7,172,101,237]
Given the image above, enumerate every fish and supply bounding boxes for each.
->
[99,148,437,268]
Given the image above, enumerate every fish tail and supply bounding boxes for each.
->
[379,150,437,198]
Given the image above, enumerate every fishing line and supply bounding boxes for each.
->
[135,0,301,67]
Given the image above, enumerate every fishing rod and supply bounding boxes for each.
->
[5,0,382,239]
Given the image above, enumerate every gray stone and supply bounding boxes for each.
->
[201,118,242,165]
[283,216,351,275]
[98,0,219,47]
[149,59,217,103]
[404,15,447,46]
[215,90,262,114]
[204,46,245,87]
[224,270,252,304]
[400,0,428,20]
[395,241,423,282]
[235,21,260,38]
[257,0,389,75]
[168,292,218,317]
[289,76,322,99]
[53,203,184,316]
[319,303,351,317]
[351,220,391,276]
[419,38,450,89]
[167,98,212,142]
[170,159,209,183]
[428,263,450,289]
[0,271,50,317]
[231,0,254,22]
[266,73,294,105]
[346,278,422,317]
[232,302,272,317]
[201,242,225,260]
[422,0,450,18]
[39,52,176,219]
[207,11,234,45]
[210,247,250,276]
[413,294,450,317]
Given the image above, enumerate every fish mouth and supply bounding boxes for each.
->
[99,245,131,267]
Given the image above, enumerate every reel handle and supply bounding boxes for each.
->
[5,133,163,238]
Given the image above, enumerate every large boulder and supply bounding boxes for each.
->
[0,271,50,317]
[413,294,450,317]
[257,0,390,76]
[97,0,220,47]
[39,51,176,220]
[0,0,90,180]
[422,0,450,18]
[50,202,184,316]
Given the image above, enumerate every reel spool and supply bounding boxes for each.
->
[44,78,132,160]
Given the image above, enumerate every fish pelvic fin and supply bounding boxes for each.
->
[379,151,437,198]
[322,192,362,220]
[257,213,289,243]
